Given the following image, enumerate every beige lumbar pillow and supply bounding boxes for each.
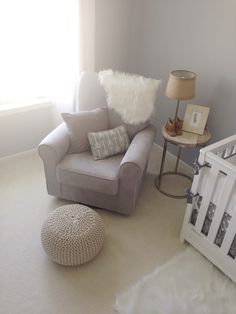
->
[88,125,130,160]
[99,69,162,125]
[62,108,108,153]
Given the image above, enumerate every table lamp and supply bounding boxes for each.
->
[165,70,196,120]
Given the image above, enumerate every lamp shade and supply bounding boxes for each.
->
[165,70,196,100]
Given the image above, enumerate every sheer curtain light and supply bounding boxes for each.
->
[0,0,81,112]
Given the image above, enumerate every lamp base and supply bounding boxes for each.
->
[174,99,180,120]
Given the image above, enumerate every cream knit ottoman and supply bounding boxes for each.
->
[41,204,105,266]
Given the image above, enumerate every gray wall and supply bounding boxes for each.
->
[127,0,236,165]
[0,104,56,158]
[94,0,131,72]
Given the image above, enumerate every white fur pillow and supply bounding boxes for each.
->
[99,69,161,125]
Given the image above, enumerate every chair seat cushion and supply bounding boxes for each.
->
[108,108,150,140]
[57,151,124,195]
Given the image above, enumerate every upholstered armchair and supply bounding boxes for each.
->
[38,72,156,215]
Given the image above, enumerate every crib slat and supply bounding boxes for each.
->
[221,214,236,255]
[180,166,205,242]
[208,175,235,243]
[229,146,235,157]
[225,147,232,158]
[195,167,219,233]
[233,145,236,155]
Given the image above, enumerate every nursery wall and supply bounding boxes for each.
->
[94,0,131,72]
[127,0,236,165]
[0,103,56,158]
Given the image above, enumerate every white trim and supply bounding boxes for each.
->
[0,98,53,117]
[0,148,37,164]
[153,142,193,172]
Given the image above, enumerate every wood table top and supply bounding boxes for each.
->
[162,126,211,148]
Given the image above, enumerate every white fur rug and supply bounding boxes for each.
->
[114,247,236,314]
[99,69,161,125]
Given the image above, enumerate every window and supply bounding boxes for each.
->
[0,0,78,106]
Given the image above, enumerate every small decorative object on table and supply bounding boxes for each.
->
[165,117,183,137]
[183,104,210,135]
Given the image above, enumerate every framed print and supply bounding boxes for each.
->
[182,104,210,135]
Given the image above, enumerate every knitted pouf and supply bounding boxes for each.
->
[41,204,105,266]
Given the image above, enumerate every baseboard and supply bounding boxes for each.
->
[0,148,37,163]
[153,143,193,173]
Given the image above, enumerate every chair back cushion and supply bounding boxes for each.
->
[78,72,107,111]
[108,108,150,140]
[78,71,151,139]
[62,108,108,153]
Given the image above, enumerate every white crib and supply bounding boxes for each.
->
[181,134,236,282]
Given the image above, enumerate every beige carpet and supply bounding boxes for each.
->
[115,247,236,314]
[0,145,191,314]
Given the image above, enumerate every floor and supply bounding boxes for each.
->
[0,145,192,314]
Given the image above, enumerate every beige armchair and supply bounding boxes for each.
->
[38,72,156,215]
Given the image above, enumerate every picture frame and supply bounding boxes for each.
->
[182,104,210,135]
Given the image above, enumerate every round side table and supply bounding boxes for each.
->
[155,126,211,199]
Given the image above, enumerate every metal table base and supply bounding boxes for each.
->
[155,139,192,199]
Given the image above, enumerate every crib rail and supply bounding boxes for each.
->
[198,134,236,178]
[204,152,236,179]
[200,134,236,160]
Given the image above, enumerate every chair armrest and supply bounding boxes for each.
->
[118,125,156,214]
[119,125,156,178]
[38,123,70,163]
